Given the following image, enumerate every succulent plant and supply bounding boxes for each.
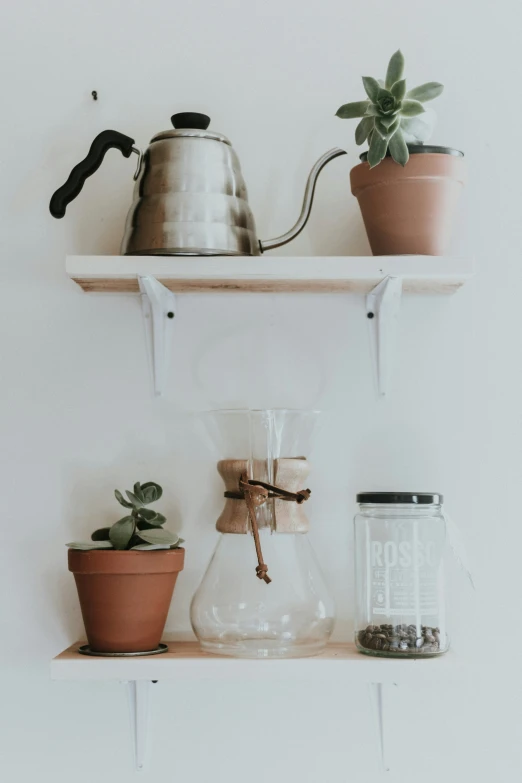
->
[67,481,184,551]
[336,50,444,168]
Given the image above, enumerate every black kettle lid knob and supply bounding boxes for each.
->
[171,112,211,130]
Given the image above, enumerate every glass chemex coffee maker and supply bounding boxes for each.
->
[190,409,335,658]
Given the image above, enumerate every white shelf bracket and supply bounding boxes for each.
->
[366,276,403,397]
[138,275,177,397]
[123,680,154,772]
[368,682,389,773]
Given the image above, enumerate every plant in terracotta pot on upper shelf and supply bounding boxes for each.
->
[336,49,465,256]
[67,481,184,654]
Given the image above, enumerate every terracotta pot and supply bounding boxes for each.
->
[350,147,466,255]
[68,548,185,653]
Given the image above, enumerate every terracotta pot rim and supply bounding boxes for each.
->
[68,547,185,575]
[359,145,464,163]
[68,547,185,555]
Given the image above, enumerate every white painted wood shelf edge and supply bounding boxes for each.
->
[66,255,474,294]
[51,641,461,684]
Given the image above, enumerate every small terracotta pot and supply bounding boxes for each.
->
[350,147,466,256]
[68,548,185,653]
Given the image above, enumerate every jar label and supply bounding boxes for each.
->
[369,539,440,617]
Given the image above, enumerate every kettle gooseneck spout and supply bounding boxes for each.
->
[259,147,347,253]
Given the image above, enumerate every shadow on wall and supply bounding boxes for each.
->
[191,299,336,410]
[307,158,371,257]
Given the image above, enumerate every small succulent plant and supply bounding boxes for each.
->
[336,50,444,168]
[67,481,183,551]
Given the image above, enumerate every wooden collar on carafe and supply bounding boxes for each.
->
[227,474,312,584]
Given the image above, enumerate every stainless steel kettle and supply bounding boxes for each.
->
[50,112,346,256]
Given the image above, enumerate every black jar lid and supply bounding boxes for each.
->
[357,492,443,505]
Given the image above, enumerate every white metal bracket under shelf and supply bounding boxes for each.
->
[123,679,155,772]
[366,276,403,397]
[368,682,390,773]
[119,677,392,773]
[121,677,392,774]
[138,276,177,396]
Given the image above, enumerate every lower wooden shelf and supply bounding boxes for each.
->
[50,641,478,772]
[52,640,459,684]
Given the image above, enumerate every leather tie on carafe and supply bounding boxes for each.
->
[225,475,312,584]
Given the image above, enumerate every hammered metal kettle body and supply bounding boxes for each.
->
[50,112,346,256]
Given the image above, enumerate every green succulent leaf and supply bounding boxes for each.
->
[91,527,111,541]
[336,100,371,119]
[400,99,425,117]
[355,116,374,145]
[125,490,144,508]
[138,508,167,527]
[138,507,158,521]
[136,519,158,531]
[128,534,144,549]
[109,516,136,550]
[133,482,146,504]
[66,541,113,550]
[388,129,409,166]
[379,114,399,129]
[136,528,180,546]
[364,104,381,117]
[140,482,163,504]
[375,118,400,141]
[391,78,406,102]
[362,76,380,102]
[407,82,443,102]
[385,49,405,89]
[131,543,172,551]
[368,131,388,168]
[376,87,394,101]
[373,119,387,139]
[115,489,134,509]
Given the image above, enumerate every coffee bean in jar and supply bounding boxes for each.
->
[357,624,444,656]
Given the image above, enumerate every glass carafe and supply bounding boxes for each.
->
[190,409,335,658]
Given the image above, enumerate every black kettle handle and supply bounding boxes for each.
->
[49,130,136,218]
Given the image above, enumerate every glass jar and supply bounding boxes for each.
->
[354,493,449,657]
[190,409,335,658]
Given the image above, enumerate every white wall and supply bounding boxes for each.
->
[2,0,522,780]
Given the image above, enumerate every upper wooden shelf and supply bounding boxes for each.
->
[52,640,462,684]
[66,255,474,295]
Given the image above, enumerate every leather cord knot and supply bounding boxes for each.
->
[238,478,269,506]
[295,488,311,504]
[227,474,312,584]
[256,563,270,583]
